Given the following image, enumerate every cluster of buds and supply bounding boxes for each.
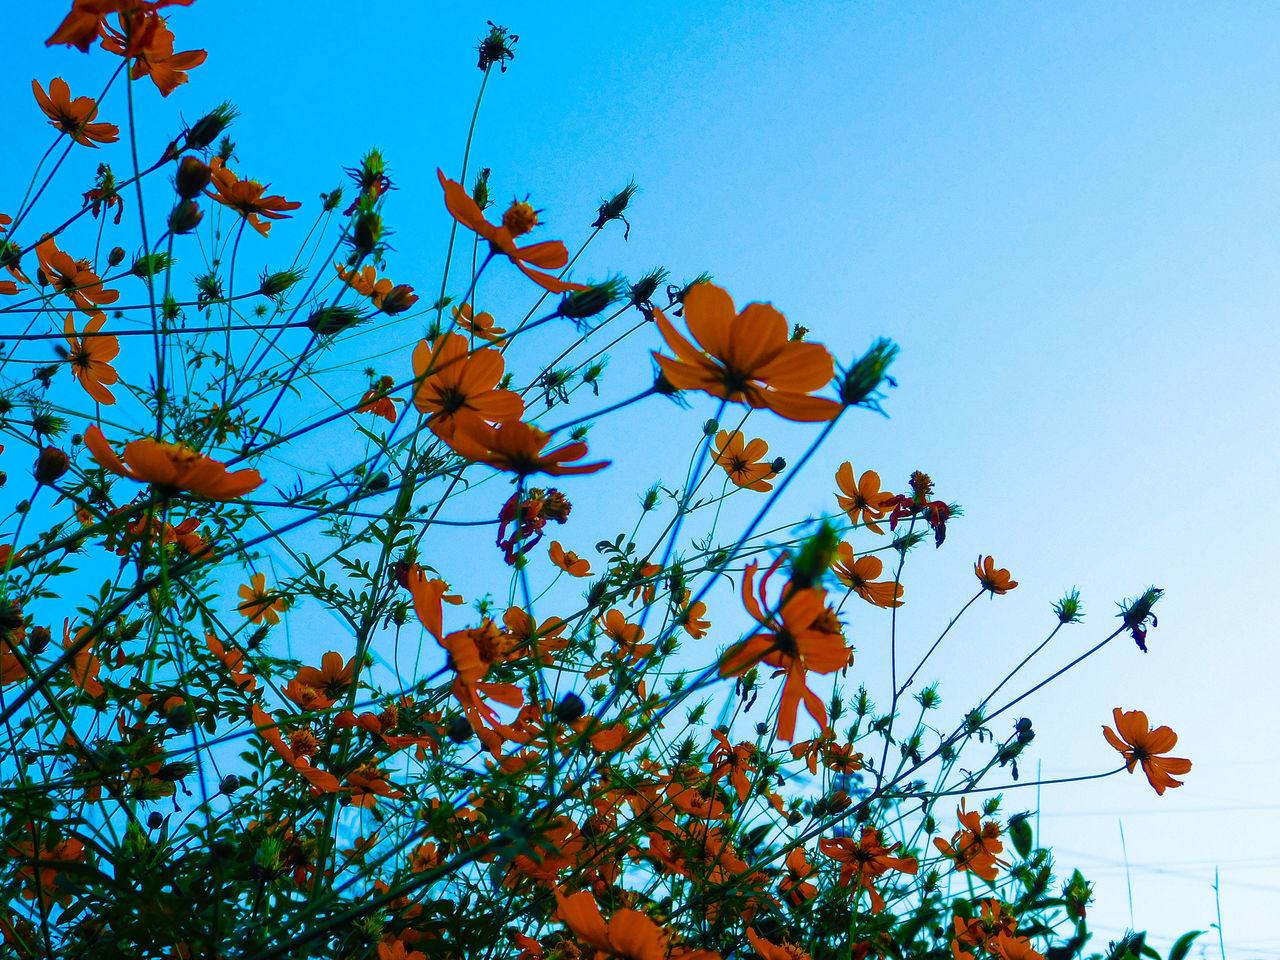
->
[495,488,571,565]
[885,471,953,547]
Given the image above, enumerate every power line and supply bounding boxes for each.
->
[1055,846,1280,894]
[1040,802,1280,816]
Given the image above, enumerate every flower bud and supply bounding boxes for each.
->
[476,21,518,72]
[147,812,164,830]
[0,600,23,635]
[1052,588,1083,624]
[379,284,419,316]
[346,148,389,198]
[258,268,304,299]
[592,181,639,237]
[320,185,344,212]
[554,693,585,723]
[156,760,195,782]
[28,626,51,655]
[351,208,383,259]
[446,716,473,743]
[788,520,838,591]
[175,156,212,199]
[471,167,491,209]
[307,305,365,337]
[169,200,204,234]
[33,447,70,484]
[556,277,624,322]
[220,775,241,795]
[839,338,898,409]
[392,560,413,590]
[130,253,175,279]
[107,246,126,267]
[627,268,668,307]
[183,103,239,152]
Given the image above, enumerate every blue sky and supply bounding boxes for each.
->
[6,2,1280,954]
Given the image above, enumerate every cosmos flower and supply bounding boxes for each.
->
[1103,707,1191,795]
[652,282,841,422]
[63,312,120,404]
[32,78,118,146]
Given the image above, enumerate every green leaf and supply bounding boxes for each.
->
[1167,931,1204,960]
[1008,813,1033,858]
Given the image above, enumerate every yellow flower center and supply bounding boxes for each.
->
[502,201,538,237]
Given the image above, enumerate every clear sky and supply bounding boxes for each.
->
[6,2,1279,955]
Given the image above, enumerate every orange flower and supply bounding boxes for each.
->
[399,564,464,643]
[712,430,777,491]
[84,424,262,499]
[249,704,343,794]
[337,262,392,302]
[598,608,654,665]
[64,312,120,404]
[378,938,426,960]
[549,540,591,577]
[205,633,256,691]
[1,639,26,687]
[206,158,300,237]
[357,375,400,423]
[831,544,903,608]
[708,729,758,803]
[238,572,289,625]
[952,900,1023,960]
[438,169,587,293]
[293,651,355,701]
[502,606,568,663]
[1103,707,1191,795]
[777,847,818,906]
[336,262,416,313]
[32,78,118,146]
[113,512,211,560]
[450,419,610,478]
[441,621,511,686]
[975,555,1018,595]
[652,282,841,422]
[36,237,119,314]
[747,928,813,960]
[818,826,918,914]
[99,12,206,97]
[990,934,1046,960]
[554,889,720,960]
[718,555,850,741]
[835,463,895,533]
[8,835,86,907]
[346,765,404,808]
[47,1,195,53]
[932,800,1008,884]
[411,333,523,443]
[63,620,104,698]
[453,302,507,344]
[675,592,710,639]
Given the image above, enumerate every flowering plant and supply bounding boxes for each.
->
[0,8,1200,960]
